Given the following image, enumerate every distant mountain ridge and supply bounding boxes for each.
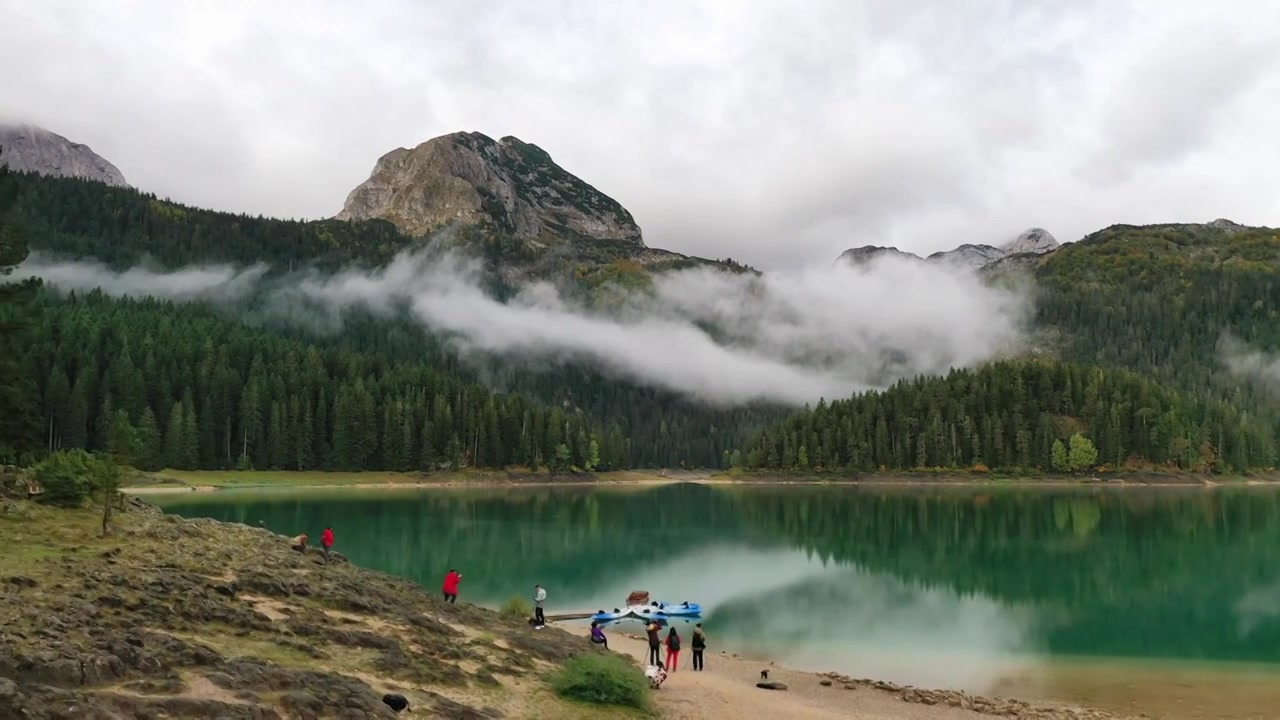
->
[0,123,128,187]
[838,227,1061,271]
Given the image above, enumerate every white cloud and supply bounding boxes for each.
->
[2,0,1277,269]
[19,248,1029,407]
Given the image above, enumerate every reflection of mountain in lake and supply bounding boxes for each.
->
[722,486,1280,662]
[156,483,1280,667]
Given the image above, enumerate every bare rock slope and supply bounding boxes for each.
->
[0,123,128,187]
[337,131,643,247]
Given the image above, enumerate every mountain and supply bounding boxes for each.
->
[336,132,750,283]
[754,218,1280,475]
[338,131,642,245]
[837,227,1061,271]
[0,123,127,187]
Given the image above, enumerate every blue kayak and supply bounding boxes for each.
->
[590,605,673,623]
[654,601,701,616]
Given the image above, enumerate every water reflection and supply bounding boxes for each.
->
[154,482,1280,697]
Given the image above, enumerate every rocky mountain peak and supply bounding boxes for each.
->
[1002,227,1059,255]
[336,131,643,247]
[0,123,128,187]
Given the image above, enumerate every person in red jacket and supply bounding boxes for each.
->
[320,527,334,562]
[442,569,461,603]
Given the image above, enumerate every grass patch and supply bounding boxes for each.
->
[500,595,532,620]
[550,653,650,712]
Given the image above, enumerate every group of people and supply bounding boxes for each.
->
[288,526,335,562]
[641,620,707,688]
[646,619,706,672]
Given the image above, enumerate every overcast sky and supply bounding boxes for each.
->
[2,0,1277,270]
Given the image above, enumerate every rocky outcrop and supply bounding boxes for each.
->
[818,672,1127,720]
[837,227,1061,273]
[1,499,596,719]
[1003,227,1058,255]
[337,131,643,247]
[0,123,128,187]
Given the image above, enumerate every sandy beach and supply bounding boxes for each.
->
[603,632,1127,720]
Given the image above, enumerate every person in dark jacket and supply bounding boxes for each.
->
[645,620,661,665]
[691,622,707,670]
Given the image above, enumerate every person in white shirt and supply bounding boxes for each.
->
[533,584,547,625]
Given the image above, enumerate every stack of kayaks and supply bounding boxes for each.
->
[655,601,701,616]
[590,601,702,624]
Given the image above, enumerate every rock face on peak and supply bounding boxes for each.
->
[0,123,128,187]
[837,227,1061,273]
[1002,227,1059,255]
[337,131,644,246]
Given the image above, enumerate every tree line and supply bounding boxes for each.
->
[740,360,1275,473]
[15,290,633,473]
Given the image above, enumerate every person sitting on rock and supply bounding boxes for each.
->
[589,621,608,649]
[290,533,308,553]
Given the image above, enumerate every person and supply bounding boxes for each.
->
[533,584,547,625]
[645,619,661,665]
[691,622,707,671]
[289,533,308,553]
[320,526,334,562]
[665,626,682,672]
[442,569,461,603]
[589,621,608,649]
[645,660,667,689]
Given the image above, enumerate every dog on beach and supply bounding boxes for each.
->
[760,669,769,680]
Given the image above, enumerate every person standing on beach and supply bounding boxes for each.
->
[320,526,334,562]
[691,623,707,671]
[533,584,547,625]
[665,626,682,671]
[646,620,662,665]
[442,569,461,603]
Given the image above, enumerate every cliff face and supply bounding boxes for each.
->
[337,132,643,247]
[0,123,128,187]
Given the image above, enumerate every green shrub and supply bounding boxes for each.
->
[34,449,94,507]
[500,595,531,619]
[550,652,650,711]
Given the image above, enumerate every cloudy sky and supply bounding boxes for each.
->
[2,0,1277,270]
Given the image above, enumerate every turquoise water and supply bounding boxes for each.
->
[152,483,1280,709]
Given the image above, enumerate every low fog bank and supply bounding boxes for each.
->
[16,248,1031,406]
[1221,334,1280,389]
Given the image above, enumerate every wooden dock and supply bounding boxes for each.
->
[544,611,596,622]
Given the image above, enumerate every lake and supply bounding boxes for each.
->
[152,482,1280,718]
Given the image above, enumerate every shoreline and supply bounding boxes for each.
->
[121,472,1280,495]
[597,632,1129,720]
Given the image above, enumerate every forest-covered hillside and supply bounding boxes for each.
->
[6,169,1280,474]
[0,169,779,468]
[741,360,1268,474]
